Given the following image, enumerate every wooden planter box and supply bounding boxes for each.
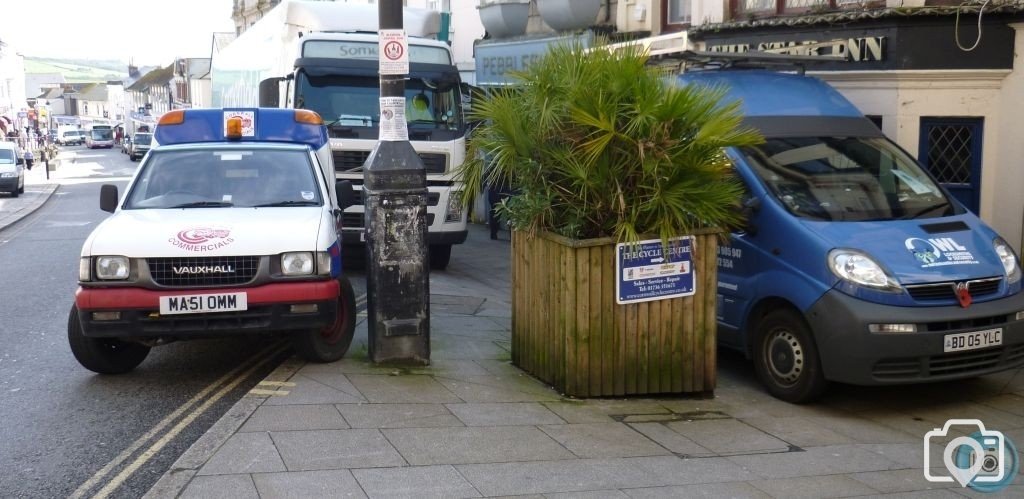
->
[511,229,720,397]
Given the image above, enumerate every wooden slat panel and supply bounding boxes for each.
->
[660,297,672,393]
[540,236,550,381]
[704,235,719,391]
[575,246,591,398]
[625,302,638,394]
[682,294,695,392]
[563,241,577,396]
[648,295,662,393]
[615,250,627,395]
[637,301,649,394]
[670,287,683,392]
[693,236,706,391]
[552,238,564,391]
[512,232,522,367]
[602,244,616,396]
[589,245,603,395]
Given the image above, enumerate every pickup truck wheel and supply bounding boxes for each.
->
[67,305,150,374]
[292,276,356,363]
[429,244,451,270]
[752,309,827,403]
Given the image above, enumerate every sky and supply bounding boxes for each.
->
[0,0,236,65]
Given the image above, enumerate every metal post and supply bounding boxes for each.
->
[365,0,431,365]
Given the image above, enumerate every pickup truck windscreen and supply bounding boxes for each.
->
[741,136,954,222]
[295,73,465,140]
[125,148,322,209]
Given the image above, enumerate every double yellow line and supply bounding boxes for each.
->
[73,291,368,498]
[71,341,288,499]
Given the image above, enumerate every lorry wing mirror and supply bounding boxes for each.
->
[258,77,285,108]
[100,184,119,213]
[336,180,355,210]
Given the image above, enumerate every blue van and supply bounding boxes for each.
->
[678,69,1024,403]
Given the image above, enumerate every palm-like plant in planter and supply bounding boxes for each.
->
[458,42,763,397]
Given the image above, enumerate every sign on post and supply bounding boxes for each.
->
[379,29,410,75]
[616,237,696,305]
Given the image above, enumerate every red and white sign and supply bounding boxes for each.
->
[223,111,255,137]
[169,227,235,252]
[379,29,409,75]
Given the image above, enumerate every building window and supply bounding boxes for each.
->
[918,117,984,213]
[731,0,881,19]
[662,0,691,31]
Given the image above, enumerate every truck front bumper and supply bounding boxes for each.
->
[807,289,1024,385]
[75,280,339,339]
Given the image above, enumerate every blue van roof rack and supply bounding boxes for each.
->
[674,50,845,75]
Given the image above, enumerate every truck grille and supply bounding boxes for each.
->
[333,151,447,174]
[905,277,1001,301]
[148,256,259,287]
[873,344,1024,381]
[342,213,435,229]
[352,190,440,206]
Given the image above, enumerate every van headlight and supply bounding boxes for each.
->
[828,249,900,292]
[281,252,314,275]
[95,256,130,280]
[994,237,1021,283]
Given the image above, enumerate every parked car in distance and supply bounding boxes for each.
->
[127,133,152,161]
[59,130,85,146]
[0,142,26,197]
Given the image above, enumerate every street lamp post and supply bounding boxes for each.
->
[364,0,431,365]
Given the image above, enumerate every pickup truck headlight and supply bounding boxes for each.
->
[994,237,1021,284]
[281,252,314,275]
[828,249,901,292]
[95,256,130,280]
[0,172,15,178]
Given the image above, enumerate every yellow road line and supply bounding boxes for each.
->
[92,342,289,499]
[70,341,282,499]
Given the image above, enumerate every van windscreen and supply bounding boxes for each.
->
[741,137,953,221]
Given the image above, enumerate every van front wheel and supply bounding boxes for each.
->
[753,309,827,403]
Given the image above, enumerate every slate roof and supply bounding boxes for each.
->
[126,64,174,92]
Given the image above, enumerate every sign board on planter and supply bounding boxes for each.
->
[616,236,696,304]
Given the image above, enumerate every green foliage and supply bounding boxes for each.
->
[458,42,763,244]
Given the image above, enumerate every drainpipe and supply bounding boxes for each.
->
[605,0,611,22]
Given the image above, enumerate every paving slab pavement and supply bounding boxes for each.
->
[146,226,1024,498]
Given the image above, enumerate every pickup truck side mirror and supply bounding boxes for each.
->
[16,157,23,166]
[100,184,119,213]
[259,77,285,108]
[336,180,355,210]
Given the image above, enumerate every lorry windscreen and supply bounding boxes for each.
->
[296,73,465,138]
[740,136,953,222]
[124,148,322,209]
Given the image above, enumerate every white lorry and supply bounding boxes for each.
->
[212,0,468,269]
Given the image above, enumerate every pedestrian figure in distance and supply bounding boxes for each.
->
[24,149,34,170]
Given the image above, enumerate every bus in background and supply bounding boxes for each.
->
[85,124,115,149]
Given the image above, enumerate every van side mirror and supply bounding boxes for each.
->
[335,180,355,210]
[100,184,119,213]
[740,195,761,236]
[259,77,284,108]
[16,157,23,166]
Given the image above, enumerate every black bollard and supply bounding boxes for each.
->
[364,0,430,365]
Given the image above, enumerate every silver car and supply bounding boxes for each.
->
[0,143,26,197]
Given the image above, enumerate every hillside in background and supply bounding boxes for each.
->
[25,57,128,83]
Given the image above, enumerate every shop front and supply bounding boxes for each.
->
[690,9,1024,252]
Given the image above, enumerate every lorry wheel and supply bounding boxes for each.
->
[753,309,827,403]
[292,276,357,363]
[429,244,451,270]
[67,305,150,374]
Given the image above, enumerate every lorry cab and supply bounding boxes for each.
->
[677,68,1024,403]
[70,108,358,374]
